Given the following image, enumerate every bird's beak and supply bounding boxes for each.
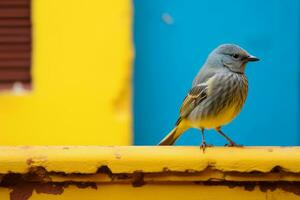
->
[247,55,260,62]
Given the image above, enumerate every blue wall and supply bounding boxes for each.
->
[133,0,299,146]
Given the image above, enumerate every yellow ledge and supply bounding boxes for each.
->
[1,146,300,200]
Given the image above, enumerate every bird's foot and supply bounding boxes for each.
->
[225,142,243,147]
[200,142,213,152]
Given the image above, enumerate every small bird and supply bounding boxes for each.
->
[158,44,259,149]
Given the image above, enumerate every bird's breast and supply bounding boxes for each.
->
[188,72,248,129]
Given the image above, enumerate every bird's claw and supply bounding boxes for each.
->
[200,142,212,152]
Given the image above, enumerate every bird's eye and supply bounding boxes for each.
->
[232,54,240,59]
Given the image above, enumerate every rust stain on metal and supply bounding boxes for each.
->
[26,156,48,165]
[35,183,64,195]
[132,171,145,187]
[0,166,98,200]
[25,167,52,182]
[0,164,300,199]
[96,165,132,182]
[0,174,63,200]
[97,165,113,177]
[202,181,256,192]
[26,159,33,165]
[162,167,170,172]
[68,182,97,190]
[115,174,130,180]
[10,184,34,200]
[1,147,300,198]
[0,173,97,200]
[270,165,284,173]
[200,181,300,196]
[0,174,62,200]
[259,182,300,196]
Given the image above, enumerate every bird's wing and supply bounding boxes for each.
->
[178,83,208,121]
[192,66,216,86]
[175,72,217,126]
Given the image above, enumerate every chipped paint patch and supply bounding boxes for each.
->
[132,171,145,187]
[0,173,97,200]
[1,165,300,190]
[0,174,63,200]
[201,181,300,196]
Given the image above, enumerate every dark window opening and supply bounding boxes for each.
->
[0,0,31,90]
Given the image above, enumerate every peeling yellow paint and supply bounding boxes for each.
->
[0,146,300,174]
[1,146,300,200]
[1,182,300,200]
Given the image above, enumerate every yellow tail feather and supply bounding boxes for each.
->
[158,125,187,145]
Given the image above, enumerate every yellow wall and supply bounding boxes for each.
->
[0,0,133,145]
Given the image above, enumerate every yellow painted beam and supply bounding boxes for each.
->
[1,146,300,200]
[0,146,299,174]
[0,0,132,145]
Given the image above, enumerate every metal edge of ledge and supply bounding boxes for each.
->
[0,146,299,177]
[1,146,300,200]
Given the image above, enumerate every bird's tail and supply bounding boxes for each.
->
[158,126,182,145]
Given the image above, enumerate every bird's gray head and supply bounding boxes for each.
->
[206,44,259,74]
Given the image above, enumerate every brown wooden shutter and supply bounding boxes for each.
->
[0,0,31,90]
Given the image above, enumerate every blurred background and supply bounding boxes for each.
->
[0,0,298,146]
[133,0,299,146]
